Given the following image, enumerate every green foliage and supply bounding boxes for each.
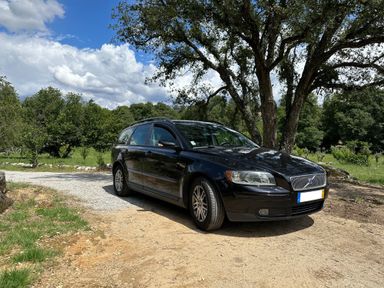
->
[0,77,23,152]
[331,141,371,166]
[322,88,384,152]
[315,151,326,163]
[80,147,89,161]
[96,153,106,168]
[0,269,31,288]
[292,146,310,158]
[111,0,384,150]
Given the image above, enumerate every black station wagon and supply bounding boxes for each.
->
[112,118,328,231]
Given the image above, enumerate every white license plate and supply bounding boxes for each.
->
[297,189,324,203]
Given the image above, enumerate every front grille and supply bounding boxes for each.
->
[290,173,326,191]
[292,201,323,215]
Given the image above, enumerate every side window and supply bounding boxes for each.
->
[117,127,134,144]
[151,126,177,147]
[129,124,150,146]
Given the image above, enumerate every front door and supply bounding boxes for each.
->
[141,125,185,201]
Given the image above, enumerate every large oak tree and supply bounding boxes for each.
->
[112,0,384,152]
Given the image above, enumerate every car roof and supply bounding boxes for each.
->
[131,117,224,127]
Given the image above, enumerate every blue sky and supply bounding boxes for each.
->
[0,0,181,107]
[49,0,119,49]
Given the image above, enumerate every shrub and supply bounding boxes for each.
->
[80,147,89,161]
[331,142,370,166]
[96,153,106,168]
[292,146,309,158]
[316,151,326,162]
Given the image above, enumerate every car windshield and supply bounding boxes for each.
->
[175,122,259,149]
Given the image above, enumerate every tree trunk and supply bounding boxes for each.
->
[0,171,13,213]
[257,68,277,148]
[281,91,307,153]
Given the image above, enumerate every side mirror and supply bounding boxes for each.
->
[158,140,181,151]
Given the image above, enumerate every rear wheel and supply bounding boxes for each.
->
[189,177,225,231]
[113,165,132,196]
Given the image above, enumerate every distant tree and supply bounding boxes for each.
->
[54,93,85,157]
[23,87,64,157]
[112,0,384,152]
[0,77,23,151]
[322,88,384,152]
[82,100,115,152]
[129,103,155,121]
[110,106,135,133]
[129,102,179,121]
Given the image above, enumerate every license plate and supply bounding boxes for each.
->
[297,189,324,203]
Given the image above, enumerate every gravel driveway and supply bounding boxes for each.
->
[4,170,384,287]
[5,171,133,211]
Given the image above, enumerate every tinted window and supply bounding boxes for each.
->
[117,127,134,144]
[175,123,257,148]
[151,126,177,147]
[129,124,150,146]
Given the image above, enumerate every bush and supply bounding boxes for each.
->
[331,142,371,166]
[80,147,89,161]
[96,153,106,168]
[292,146,309,158]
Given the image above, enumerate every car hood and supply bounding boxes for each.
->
[193,147,325,178]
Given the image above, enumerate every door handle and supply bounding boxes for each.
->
[146,151,153,156]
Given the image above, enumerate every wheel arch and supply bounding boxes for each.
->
[181,172,224,210]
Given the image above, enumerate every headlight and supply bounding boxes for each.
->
[225,171,276,186]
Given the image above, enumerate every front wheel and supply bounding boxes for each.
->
[189,177,225,231]
[113,165,132,196]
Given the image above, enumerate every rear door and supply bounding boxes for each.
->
[124,123,151,190]
[141,124,185,202]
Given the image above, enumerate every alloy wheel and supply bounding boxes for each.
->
[192,184,208,222]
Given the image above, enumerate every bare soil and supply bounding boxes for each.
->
[30,181,384,288]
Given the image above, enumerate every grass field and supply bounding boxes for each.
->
[0,183,88,288]
[306,154,384,185]
[0,148,111,167]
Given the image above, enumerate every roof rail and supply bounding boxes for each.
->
[132,117,172,125]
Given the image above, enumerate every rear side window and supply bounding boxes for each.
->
[151,126,177,147]
[129,124,150,146]
[117,127,134,144]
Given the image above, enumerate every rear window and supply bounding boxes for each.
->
[129,124,150,146]
[117,127,134,144]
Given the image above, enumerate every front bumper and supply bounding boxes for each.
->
[222,184,329,222]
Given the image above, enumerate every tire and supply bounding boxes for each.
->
[189,177,225,231]
[113,165,132,197]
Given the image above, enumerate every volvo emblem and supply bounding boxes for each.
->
[303,175,317,188]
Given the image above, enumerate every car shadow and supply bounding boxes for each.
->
[30,172,112,182]
[102,184,314,238]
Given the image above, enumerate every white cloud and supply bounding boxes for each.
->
[0,0,64,32]
[0,33,169,108]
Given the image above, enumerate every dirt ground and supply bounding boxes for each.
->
[31,181,383,288]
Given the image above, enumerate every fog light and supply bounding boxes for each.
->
[259,209,269,216]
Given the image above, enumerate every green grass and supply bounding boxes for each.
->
[0,147,111,167]
[0,269,32,288]
[12,247,57,263]
[306,153,384,185]
[0,184,89,287]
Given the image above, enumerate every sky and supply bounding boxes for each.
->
[0,0,188,108]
